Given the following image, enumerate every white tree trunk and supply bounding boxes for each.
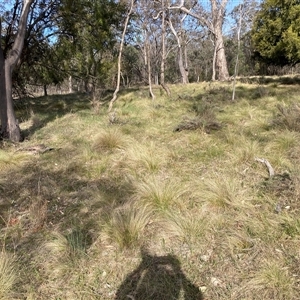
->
[168,18,189,84]
[159,0,171,96]
[169,0,229,81]
[108,0,134,112]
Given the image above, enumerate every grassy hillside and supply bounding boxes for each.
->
[1,79,300,299]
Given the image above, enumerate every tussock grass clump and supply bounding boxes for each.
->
[201,173,251,210]
[102,204,153,249]
[134,177,185,212]
[241,212,283,243]
[44,229,90,275]
[93,129,127,152]
[126,142,163,174]
[272,103,300,131]
[175,98,222,133]
[226,232,255,255]
[174,116,222,133]
[27,197,48,231]
[164,210,208,245]
[243,260,296,300]
[0,251,16,300]
[266,131,299,152]
[228,135,261,164]
[281,215,300,237]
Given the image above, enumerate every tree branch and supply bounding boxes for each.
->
[255,157,275,177]
[168,1,214,33]
[8,0,34,67]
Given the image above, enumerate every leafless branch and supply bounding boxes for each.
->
[255,157,275,177]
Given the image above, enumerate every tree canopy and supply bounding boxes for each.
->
[252,0,300,65]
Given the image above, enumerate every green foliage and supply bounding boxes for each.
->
[58,0,126,89]
[1,0,63,94]
[252,0,300,65]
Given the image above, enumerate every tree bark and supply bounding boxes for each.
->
[146,31,155,101]
[0,0,34,142]
[0,48,8,138]
[232,4,242,101]
[214,27,229,81]
[168,17,189,84]
[159,0,171,96]
[68,75,73,93]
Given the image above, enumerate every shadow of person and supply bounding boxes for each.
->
[115,248,203,300]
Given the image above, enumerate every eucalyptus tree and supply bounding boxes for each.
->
[230,0,258,99]
[133,0,161,99]
[0,0,70,141]
[0,0,34,141]
[169,0,230,81]
[108,0,135,112]
[0,0,125,141]
[153,0,171,94]
[167,9,190,84]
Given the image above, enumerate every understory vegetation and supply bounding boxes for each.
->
[1,79,300,299]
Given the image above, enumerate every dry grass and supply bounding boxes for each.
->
[101,203,154,249]
[93,129,128,152]
[241,260,296,299]
[134,176,186,212]
[1,81,300,299]
[0,251,16,300]
[272,103,300,132]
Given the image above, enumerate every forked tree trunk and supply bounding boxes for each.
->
[168,17,189,84]
[0,0,33,142]
[169,0,229,81]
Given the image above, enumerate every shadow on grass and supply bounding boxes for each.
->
[15,92,112,139]
[238,75,300,85]
[115,248,203,300]
[181,83,300,115]
[0,152,134,253]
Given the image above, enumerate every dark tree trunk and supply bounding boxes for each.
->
[0,50,21,141]
[44,84,48,96]
[0,0,33,142]
[0,49,8,138]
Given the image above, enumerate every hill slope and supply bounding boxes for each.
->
[1,80,300,299]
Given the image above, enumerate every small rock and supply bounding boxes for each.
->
[210,277,225,288]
